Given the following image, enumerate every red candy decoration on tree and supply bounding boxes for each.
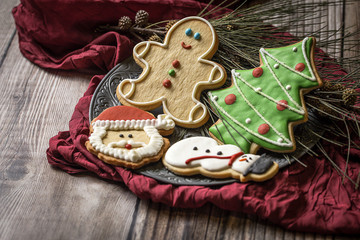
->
[276,100,288,111]
[258,123,270,135]
[252,67,263,78]
[295,63,305,72]
[224,94,236,105]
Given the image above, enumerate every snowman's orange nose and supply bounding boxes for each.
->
[125,144,132,150]
[239,158,247,162]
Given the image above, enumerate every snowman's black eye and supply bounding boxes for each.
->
[205,149,210,153]
[128,134,133,138]
[249,157,252,160]
[119,134,124,138]
[246,160,249,163]
[217,151,223,155]
[193,147,198,150]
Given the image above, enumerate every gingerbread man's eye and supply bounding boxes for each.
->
[205,149,210,153]
[185,28,192,36]
[194,32,201,40]
[128,134,133,138]
[193,146,198,150]
[119,134,124,138]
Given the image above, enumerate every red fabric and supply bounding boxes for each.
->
[13,0,360,235]
[12,0,222,72]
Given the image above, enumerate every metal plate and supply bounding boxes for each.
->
[89,58,324,186]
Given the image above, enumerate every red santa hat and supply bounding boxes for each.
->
[95,105,155,121]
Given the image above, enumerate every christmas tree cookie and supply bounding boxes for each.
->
[208,37,322,154]
[117,16,226,128]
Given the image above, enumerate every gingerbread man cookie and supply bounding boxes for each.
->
[85,106,175,169]
[163,137,279,182]
[117,16,226,128]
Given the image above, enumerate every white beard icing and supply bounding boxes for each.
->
[89,125,164,162]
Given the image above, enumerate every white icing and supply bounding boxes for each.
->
[277,138,283,143]
[292,47,297,52]
[164,137,259,174]
[89,125,164,162]
[245,118,251,124]
[274,64,279,69]
[286,85,292,90]
[117,16,225,126]
[255,87,262,92]
[92,114,175,130]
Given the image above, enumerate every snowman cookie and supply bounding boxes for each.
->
[163,137,279,182]
[117,16,226,128]
[85,106,175,169]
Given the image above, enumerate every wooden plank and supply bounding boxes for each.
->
[344,0,360,72]
[0,0,19,67]
[0,34,140,240]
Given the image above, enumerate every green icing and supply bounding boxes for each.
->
[209,37,320,153]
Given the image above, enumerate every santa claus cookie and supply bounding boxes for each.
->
[116,16,226,128]
[163,137,279,182]
[85,106,175,169]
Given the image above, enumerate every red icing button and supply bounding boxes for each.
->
[163,79,172,88]
[276,100,288,111]
[172,60,180,68]
[252,67,263,78]
[224,94,236,105]
[258,124,270,135]
[125,144,132,150]
[295,63,305,72]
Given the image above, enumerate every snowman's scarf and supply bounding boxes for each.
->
[185,151,244,166]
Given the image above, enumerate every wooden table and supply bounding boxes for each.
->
[1,0,359,239]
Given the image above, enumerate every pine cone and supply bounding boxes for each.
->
[332,83,346,92]
[321,81,331,91]
[306,97,338,117]
[342,88,357,107]
[118,16,132,31]
[321,81,345,92]
[226,25,234,31]
[135,10,149,27]
[148,34,162,42]
[165,20,177,32]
